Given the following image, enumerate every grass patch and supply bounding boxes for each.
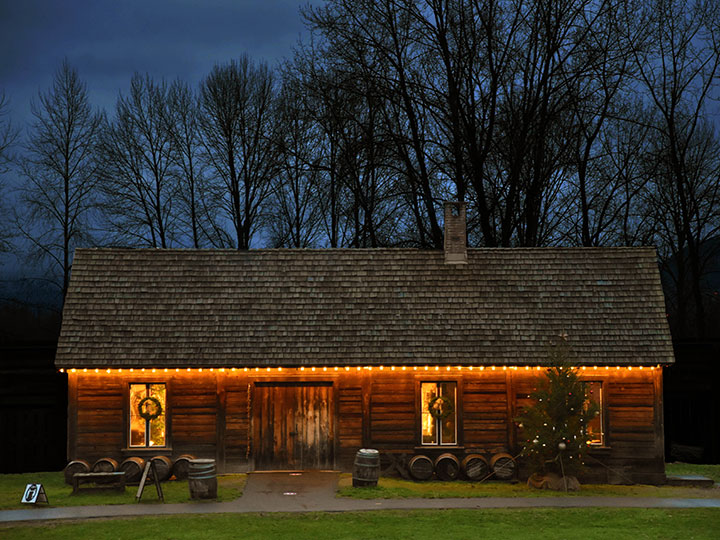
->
[337,472,720,499]
[2,508,720,539]
[0,471,245,510]
[666,462,720,483]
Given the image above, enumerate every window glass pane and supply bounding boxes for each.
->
[585,381,603,445]
[129,384,147,447]
[421,382,457,445]
[440,382,457,445]
[421,383,438,444]
[148,384,166,447]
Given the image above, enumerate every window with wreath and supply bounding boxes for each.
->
[421,382,457,445]
[583,381,604,445]
[129,383,166,447]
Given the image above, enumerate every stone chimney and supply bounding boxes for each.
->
[444,201,467,264]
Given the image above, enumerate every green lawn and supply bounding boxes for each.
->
[337,474,719,499]
[0,471,245,510]
[2,509,720,539]
[1,463,717,511]
[337,462,720,499]
[666,462,720,483]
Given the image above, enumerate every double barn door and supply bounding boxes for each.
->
[252,382,334,470]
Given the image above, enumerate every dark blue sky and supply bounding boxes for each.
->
[0,1,314,291]
[0,0,311,125]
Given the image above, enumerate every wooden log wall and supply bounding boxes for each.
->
[224,378,250,471]
[463,373,510,452]
[73,374,124,461]
[67,367,665,482]
[69,372,220,468]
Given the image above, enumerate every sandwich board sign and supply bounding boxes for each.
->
[21,483,49,505]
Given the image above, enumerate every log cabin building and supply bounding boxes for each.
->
[55,203,674,483]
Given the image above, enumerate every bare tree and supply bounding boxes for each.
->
[0,90,16,175]
[558,1,646,246]
[633,0,720,337]
[289,46,356,247]
[565,103,659,247]
[200,56,280,249]
[267,77,324,247]
[16,60,101,300]
[98,74,178,248]
[305,0,446,248]
[165,79,228,247]
[0,90,19,252]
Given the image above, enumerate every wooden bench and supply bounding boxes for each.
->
[72,471,126,493]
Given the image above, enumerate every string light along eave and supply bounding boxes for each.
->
[58,364,662,374]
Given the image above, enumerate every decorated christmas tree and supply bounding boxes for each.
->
[516,335,598,478]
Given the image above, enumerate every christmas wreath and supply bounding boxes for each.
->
[428,395,454,419]
[138,396,163,421]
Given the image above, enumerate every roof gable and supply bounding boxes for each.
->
[55,247,674,367]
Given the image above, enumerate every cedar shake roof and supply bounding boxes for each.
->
[55,247,674,368]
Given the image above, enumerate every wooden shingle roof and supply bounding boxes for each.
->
[55,247,674,368]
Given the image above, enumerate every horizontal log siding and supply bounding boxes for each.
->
[604,370,665,483]
[69,372,219,466]
[171,375,217,459]
[337,382,363,470]
[68,368,665,482]
[74,375,124,462]
[224,379,249,471]
[463,373,510,451]
[512,368,664,483]
[370,377,415,447]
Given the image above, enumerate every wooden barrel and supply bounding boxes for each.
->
[119,457,146,483]
[92,457,119,483]
[92,457,119,473]
[434,453,460,481]
[172,454,195,480]
[64,459,90,485]
[352,448,380,487]
[149,455,172,482]
[188,459,217,499]
[490,453,516,481]
[461,454,489,481]
[408,454,434,481]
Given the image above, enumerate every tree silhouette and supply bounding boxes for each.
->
[16,60,101,300]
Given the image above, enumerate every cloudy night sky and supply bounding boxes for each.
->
[0,0,311,126]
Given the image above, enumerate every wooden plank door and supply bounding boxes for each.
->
[253,382,334,470]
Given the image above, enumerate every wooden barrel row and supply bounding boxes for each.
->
[408,452,515,482]
[63,454,195,485]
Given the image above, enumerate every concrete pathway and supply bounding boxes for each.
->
[2,471,720,524]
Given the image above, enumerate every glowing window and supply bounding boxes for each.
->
[129,383,166,447]
[421,382,457,445]
[583,381,604,445]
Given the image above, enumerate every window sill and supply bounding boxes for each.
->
[121,447,173,456]
[415,445,464,451]
[587,445,611,455]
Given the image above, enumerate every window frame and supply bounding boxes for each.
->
[582,380,606,447]
[418,380,459,446]
[126,381,170,449]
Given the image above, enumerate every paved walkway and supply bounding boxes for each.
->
[2,471,720,524]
